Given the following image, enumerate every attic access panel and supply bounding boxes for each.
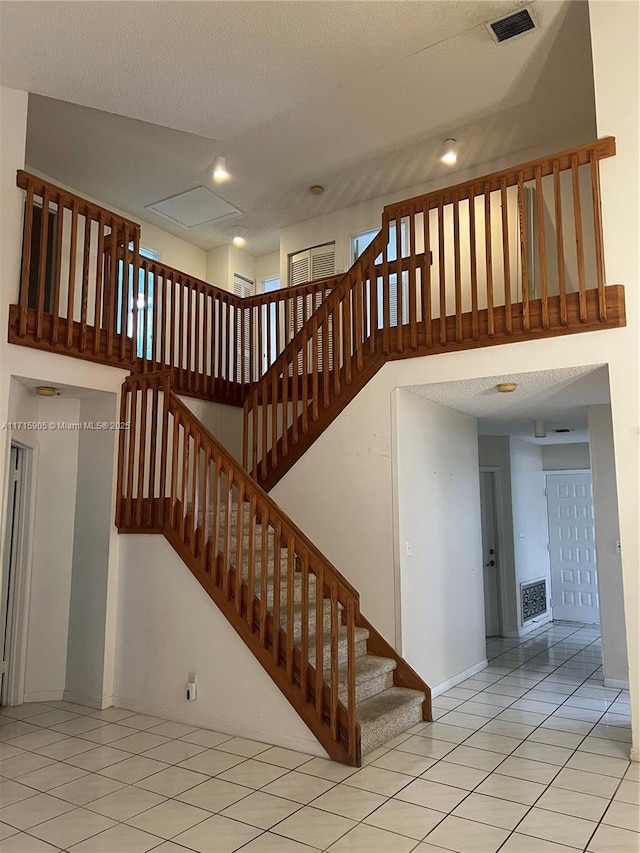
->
[146,186,241,229]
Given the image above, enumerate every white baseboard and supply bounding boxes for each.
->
[603,677,629,690]
[111,695,329,758]
[431,659,489,698]
[630,746,639,763]
[22,690,64,703]
[63,689,110,711]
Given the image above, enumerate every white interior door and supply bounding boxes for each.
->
[1,447,21,702]
[546,472,599,623]
[479,471,500,637]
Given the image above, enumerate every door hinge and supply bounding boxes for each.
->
[546,543,551,552]
[12,469,19,482]
[0,660,6,674]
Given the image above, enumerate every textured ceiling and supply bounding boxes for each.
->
[404,365,610,444]
[2,0,596,255]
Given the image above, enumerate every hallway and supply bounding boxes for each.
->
[0,622,636,852]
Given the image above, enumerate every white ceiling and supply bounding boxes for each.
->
[1,0,596,256]
[404,364,611,444]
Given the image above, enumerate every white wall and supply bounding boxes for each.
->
[589,0,639,760]
[205,245,257,293]
[395,390,486,690]
[509,439,551,630]
[113,534,326,756]
[542,442,591,470]
[588,404,627,685]
[478,436,517,635]
[65,392,119,708]
[256,252,280,287]
[180,397,243,462]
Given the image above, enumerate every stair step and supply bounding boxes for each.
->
[357,686,425,756]
[308,626,369,668]
[332,655,396,705]
[283,599,342,642]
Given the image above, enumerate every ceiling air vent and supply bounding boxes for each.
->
[487,7,536,43]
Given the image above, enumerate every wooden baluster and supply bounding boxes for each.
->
[125,383,138,528]
[250,389,259,476]
[169,408,180,530]
[202,446,212,571]
[343,286,352,383]
[119,225,130,362]
[152,265,160,371]
[590,150,607,322]
[249,302,255,384]
[274,299,281,367]
[130,228,140,364]
[282,356,289,457]
[93,213,105,354]
[535,166,549,330]
[34,188,51,342]
[177,277,185,387]
[315,566,324,720]
[186,280,193,389]
[115,385,129,527]
[382,219,391,354]
[159,383,169,528]
[422,201,432,347]
[468,190,479,339]
[226,295,233,397]
[190,432,201,555]
[322,315,330,407]
[438,198,447,345]
[18,183,34,337]
[79,206,91,351]
[219,468,231,598]
[136,383,148,527]
[266,295,272,370]
[235,481,245,615]
[408,213,418,349]
[211,457,221,584]
[260,507,270,647]
[346,598,357,763]
[257,303,264,378]
[571,154,587,322]
[272,519,282,666]
[453,193,462,343]
[395,215,403,353]
[330,582,339,740]
[301,336,309,433]
[485,184,495,337]
[292,346,300,445]
[517,173,530,332]
[355,265,365,367]
[51,192,64,347]
[106,219,118,359]
[67,199,79,349]
[217,294,223,396]
[500,177,513,335]
[286,535,295,681]
[271,370,279,468]
[368,263,377,355]
[246,493,257,628]
[551,162,568,327]
[260,384,268,480]
[300,551,309,701]
[167,274,175,374]
[332,300,341,396]
[311,317,320,421]
[194,284,201,389]
[180,420,191,541]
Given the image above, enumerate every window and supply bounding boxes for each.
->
[116,246,160,359]
[261,277,281,371]
[351,221,408,329]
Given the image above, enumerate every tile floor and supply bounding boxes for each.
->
[0,622,638,853]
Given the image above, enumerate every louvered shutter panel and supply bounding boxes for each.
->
[289,253,310,287]
[233,274,253,382]
[310,245,335,280]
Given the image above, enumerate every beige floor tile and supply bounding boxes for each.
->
[328,822,416,852]
[179,729,233,749]
[13,762,88,792]
[241,832,318,852]
[0,833,61,852]
[217,759,289,789]
[254,746,313,769]
[139,739,207,765]
[28,807,116,849]
[98,755,170,783]
[48,773,123,805]
[221,790,302,828]
[296,757,357,783]
[517,806,597,849]
[85,784,166,821]
[615,780,640,805]
[0,792,75,830]
[64,746,131,772]
[68,823,161,853]
[311,784,385,820]
[371,749,436,776]
[587,822,640,852]
[364,798,445,839]
[261,770,334,804]
[536,785,610,820]
[551,766,619,798]
[602,799,640,832]
[215,737,271,758]
[126,799,210,838]
[475,772,547,805]
[177,747,245,776]
[420,760,489,791]
[497,756,559,784]
[452,792,529,830]
[395,778,467,812]
[344,765,413,797]
[0,780,38,807]
[423,814,510,853]
[270,805,356,849]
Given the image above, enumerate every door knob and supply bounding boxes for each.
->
[486,560,495,567]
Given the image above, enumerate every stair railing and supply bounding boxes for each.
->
[242,137,616,485]
[117,371,361,764]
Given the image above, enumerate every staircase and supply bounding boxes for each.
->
[117,372,430,765]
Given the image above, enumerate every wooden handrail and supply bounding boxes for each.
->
[243,138,618,485]
[117,370,361,763]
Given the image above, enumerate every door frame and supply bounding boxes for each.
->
[479,467,508,637]
[1,435,38,706]
[545,468,599,625]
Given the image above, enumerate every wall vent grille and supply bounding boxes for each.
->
[487,8,536,43]
[521,579,547,622]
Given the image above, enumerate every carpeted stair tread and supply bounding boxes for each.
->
[357,686,425,755]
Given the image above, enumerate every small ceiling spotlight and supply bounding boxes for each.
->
[496,382,517,393]
[232,227,246,248]
[440,138,458,165]
[35,386,60,397]
[534,419,547,438]
[309,185,324,196]
[213,155,230,183]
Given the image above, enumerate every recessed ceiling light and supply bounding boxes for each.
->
[496,382,517,393]
[232,227,246,248]
[310,185,324,196]
[440,139,457,165]
[213,155,230,183]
